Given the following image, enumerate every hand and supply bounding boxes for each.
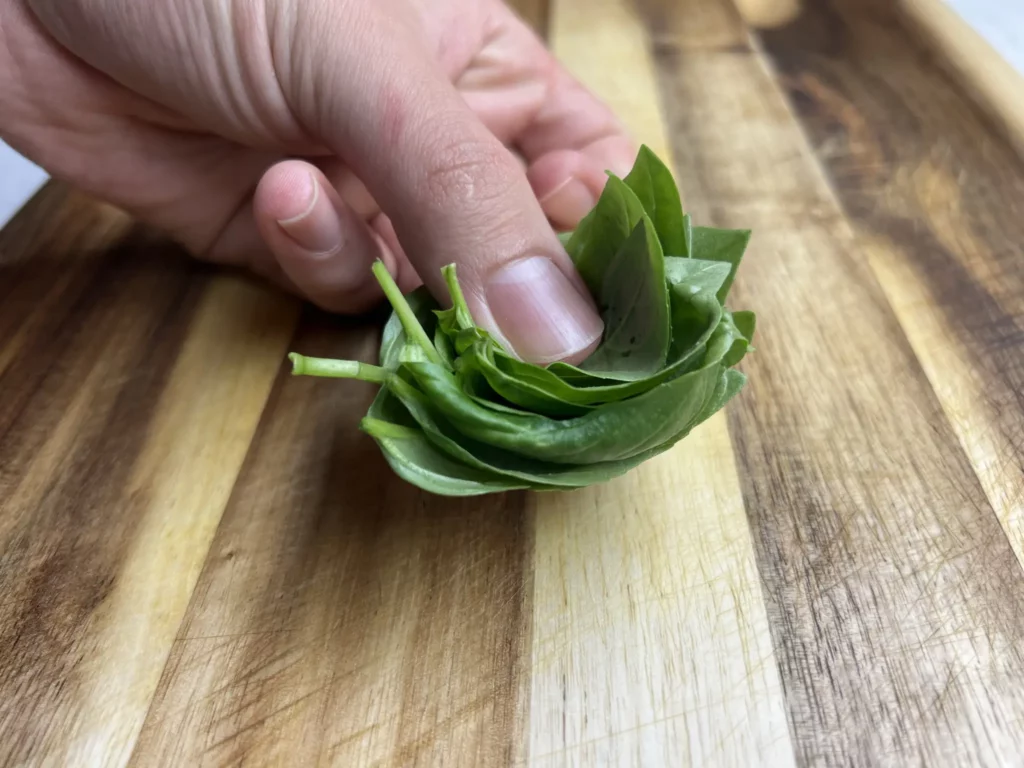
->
[0,0,636,364]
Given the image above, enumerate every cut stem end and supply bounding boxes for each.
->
[288,353,386,384]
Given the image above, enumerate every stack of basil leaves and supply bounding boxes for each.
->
[288,146,755,496]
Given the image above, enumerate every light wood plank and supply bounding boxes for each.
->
[129,315,533,767]
[75,277,298,765]
[657,0,1024,762]
[754,0,1024,619]
[0,201,298,765]
[524,2,794,765]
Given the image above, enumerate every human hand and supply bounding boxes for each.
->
[0,0,636,364]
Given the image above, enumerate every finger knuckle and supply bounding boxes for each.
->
[420,133,521,216]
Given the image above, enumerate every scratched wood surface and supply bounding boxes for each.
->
[0,0,1022,766]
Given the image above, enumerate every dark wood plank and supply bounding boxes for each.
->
[901,0,1024,163]
[129,311,532,767]
[755,0,1024,547]
[0,189,297,765]
[649,0,1024,763]
[508,0,549,35]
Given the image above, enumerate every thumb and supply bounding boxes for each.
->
[296,7,604,365]
[400,132,605,366]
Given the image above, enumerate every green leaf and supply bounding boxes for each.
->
[542,258,722,387]
[690,226,751,303]
[702,311,745,368]
[667,286,723,366]
[458,344,595,418]
[578,217,671,379]
[385,375,691,489]
[709,368,747,416]
[663,257,731,296]
[286,147,756,497]
[707,311,754,369]
[433,324,456,368]
[732,310,756,343]
[359,358,528,496]
[564,175,645,293]
[365,419,530,496]
[623,145,688,257]
[486,277,722,403]
[401,359,720,465]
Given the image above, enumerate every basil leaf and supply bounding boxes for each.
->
[458,344,595,418]
[690,226,751,303]
[722,324,751,368]
[365,324,529,496]
[433,324,456,368]
[704,368,747,421]
[365,419,530,496]
[732,310,756,343]
[578,216,671,379]
[623,145,688,257]
[287,146,757,497]
[402,359,720,464]
[485,279,721,403]
[667,287,723,366]
[565,175,645,293]
[385,375,692,489]
[663,257,731,296]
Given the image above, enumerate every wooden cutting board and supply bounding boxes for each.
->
[2,0,1024,765]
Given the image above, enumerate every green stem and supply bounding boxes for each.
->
[371,260,444,366]
[441,264,467,312]
[361,417,421,440]
[289,353,386,383]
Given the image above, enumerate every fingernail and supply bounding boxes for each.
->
[540,177,595,229]
[485,256,604,365]
[276,172,344,257]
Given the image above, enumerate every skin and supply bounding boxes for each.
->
[0,0,637,363]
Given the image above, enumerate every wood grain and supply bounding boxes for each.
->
[3,0,1024,765]
[756,0,1024,602]
[527,2,793,766]
[654,0,1024,763]
[0,192,299,765]
[900,0,1024,162]
[130,314,532,767]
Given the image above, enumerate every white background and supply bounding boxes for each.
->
[0,141,48,229]
[1,1,1021,228]
[946,0,1024,76]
